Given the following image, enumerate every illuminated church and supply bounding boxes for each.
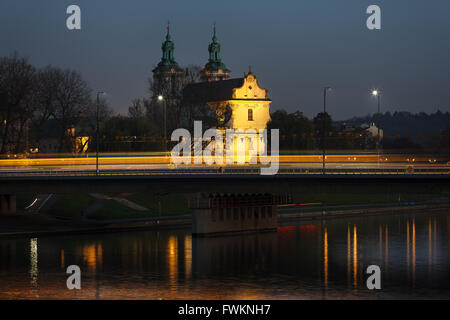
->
[153,25,272,161]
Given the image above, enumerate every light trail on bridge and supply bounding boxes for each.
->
[0,152,448,177]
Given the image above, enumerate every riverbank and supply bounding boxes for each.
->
[0,202,449,239]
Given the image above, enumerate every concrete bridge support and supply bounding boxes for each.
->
[0,194,16,214]
[190,193,291,236]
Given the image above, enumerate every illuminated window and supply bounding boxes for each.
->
[248,109,253,121]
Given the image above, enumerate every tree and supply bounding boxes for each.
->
[50,69,91,152]
[0,53,36,154]
[268,109,315,150]
[146,64,203,135]
[128,99,145,118]
[100,115,160,152]
[313,112,334,150]
[31,66,64,146]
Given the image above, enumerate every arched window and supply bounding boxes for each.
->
[248,109,253,121]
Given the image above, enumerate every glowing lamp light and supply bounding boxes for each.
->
[158,95,164,101]
[372,90,379,96]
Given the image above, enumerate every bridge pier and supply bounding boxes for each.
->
[0,194,16,214]
[190,193,291,236]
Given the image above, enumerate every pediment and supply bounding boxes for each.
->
[232,74,268,100]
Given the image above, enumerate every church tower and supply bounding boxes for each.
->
[200,26,231,82]
[152,24,185,99]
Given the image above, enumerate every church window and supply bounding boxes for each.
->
[248,109,253,121]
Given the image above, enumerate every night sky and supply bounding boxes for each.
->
[1,0,449,120]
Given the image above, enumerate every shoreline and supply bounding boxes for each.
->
[0,203,449,239]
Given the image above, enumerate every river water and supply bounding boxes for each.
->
[0,211,449,299]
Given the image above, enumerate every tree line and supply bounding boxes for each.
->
[1,53,448,155]
[0,53,111,154]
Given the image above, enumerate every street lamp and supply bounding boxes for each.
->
[96,91,105,175]
[158,95,167,151]
[372,89,382,164]
[322,86,332,174]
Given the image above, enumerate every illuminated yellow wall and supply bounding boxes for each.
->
[226,73,271,131]
[226,73,272,163]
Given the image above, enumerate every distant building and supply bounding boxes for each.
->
[38,118,91,153]
[365,122,383,140]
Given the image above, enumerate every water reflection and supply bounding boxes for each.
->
[347,225,351,287]
[0,211,449,299]
[29,238,38,287]
[323,227,328,291]
[353,224,358,288]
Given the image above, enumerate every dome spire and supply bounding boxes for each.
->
[166,21,171,41]
[212,22,217,43]
[157,23,179,68]
[200,23,230,82]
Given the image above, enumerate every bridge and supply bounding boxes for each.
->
[0,167,448,194]
[0,153,448,217]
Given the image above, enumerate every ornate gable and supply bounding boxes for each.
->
[232,73,268,100]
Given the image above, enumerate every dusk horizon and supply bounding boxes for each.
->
[1,0,449,120]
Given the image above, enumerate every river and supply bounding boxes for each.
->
[0,210,449,299]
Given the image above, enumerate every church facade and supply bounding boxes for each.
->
[152,26,272,162]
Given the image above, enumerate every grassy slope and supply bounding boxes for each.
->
[47,194,96,218]
[88,193,191,221]
[125,193,191,215]
[16,194,37,210]
[41,192,442,221]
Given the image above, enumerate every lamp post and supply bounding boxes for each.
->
[322,86,332,174]
[158,95,166,151]
[96,91,105,175]
[372,90,381,165]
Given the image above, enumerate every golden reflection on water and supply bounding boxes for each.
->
[323,227,328,291]
[347,225,351,286]
[434,216,437,265]
[428,217,432,277]
[168,235,178,291]
[406,219,410,279]
[379,224,383,260]
[412,218,416,288]
[29,238,38,286]
[60,249,65,269]
[385,224,389,274]
[353,224,357,288]
[184,235,192,280]
[82,243,103,273]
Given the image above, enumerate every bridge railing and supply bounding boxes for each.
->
[0,167,448,178]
